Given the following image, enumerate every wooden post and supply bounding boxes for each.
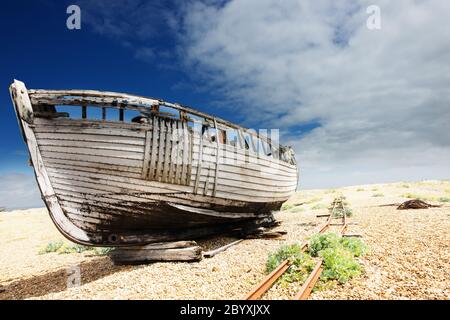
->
[82,105,87,119]
[110,241,202,264]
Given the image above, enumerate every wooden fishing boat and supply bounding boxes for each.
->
[9,80,298,246]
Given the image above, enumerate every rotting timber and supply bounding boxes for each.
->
[9,80,299,247]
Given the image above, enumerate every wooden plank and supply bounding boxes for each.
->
[58,197,158,220]
[44,154,297,189]
[68,217,100,232]
[28,89,277,147]
[33,117,151,131]
[33,123,147,138]
[46,161,141,179]
[34,111,69,119]
[203,239,243,258]
[39,145,144,160]
[187,124,193,184]
[192,141,297,172]
[203,172,210,196]
[66,211,112,225]
[110,245,203,264]
[213,118,220,197]
[156,118,165,182]
[41,150,143,167]
[37,138,144,153]
[42,157,142,174]
[148,117,159,180]
[54,185,246,216]
[162,119,172,183]
[191,154,297,178]
[141,130,152,179]
[174,121,182,184]
[35,132,145,146]
[181,122,189,185]
[193,131,203,194]
[9,80,90,244]
[45,165,198,195]
[111,216,275,246]
[49,170,291,203]
[47,169,191,195]
[120,241,198,250]
[54,186,213,212]
[168,120,176,184]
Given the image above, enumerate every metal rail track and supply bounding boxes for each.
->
[244,196,349,301]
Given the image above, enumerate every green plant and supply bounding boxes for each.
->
[340,237,368,257]
[280,253,316,285]
[332,208,353,218]
[356,188,365,192]
[290,207,305,213]
[38,241,64,254]
[402,193,419,199]
[92,247,115,255]
[401,193,437,201]
[319,247,361,284]
[280,203,293,211]
[308,233,367,283]
[57,243,90,254]
[267,233,368,290]
[304,197,322,204]
[265,244,315,285]
[308,232,368,283]
[438,197,450,203]
[401,184,410,188]
[344,208,353,217]
[311,203,328,210]
[266,244,305,273]
[39,241,114,256]
[372,193,384,197]
[308,233,341,257]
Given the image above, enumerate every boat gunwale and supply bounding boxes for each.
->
[28,88,297,167]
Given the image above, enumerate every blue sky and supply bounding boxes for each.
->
[1,0,450,209]
[0,0,238,208]
[0,1,240,170]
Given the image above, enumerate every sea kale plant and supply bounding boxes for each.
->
[39,241,114,256]
[266,232,368,289]
[266,244,316,286]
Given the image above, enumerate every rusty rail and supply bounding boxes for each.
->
[243,214,332,300]
[293,197,348,300]
[243,196,350,301]
[244,242,308,300]
[244,260,291,300]
[293,259,324,300]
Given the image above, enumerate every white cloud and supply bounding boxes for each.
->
[66,0,450,188]
[0,173,43,210]
[175,0,450,188]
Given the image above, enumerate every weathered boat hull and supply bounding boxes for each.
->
[10,80,298,246]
